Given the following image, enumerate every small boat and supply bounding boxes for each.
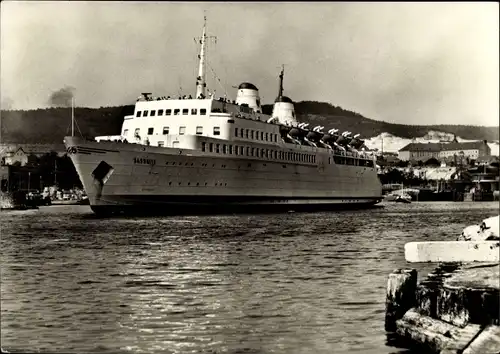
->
[385,191,412,203]
[394,194,412,203]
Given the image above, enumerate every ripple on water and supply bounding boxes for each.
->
[0,202,498,353]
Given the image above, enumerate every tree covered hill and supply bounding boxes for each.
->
[1,101,498,144]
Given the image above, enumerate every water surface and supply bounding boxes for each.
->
[1,201,498,353]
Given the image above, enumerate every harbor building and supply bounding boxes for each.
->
[398,140,491,162]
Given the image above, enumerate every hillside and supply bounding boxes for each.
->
[262,101,499,141]
[1,101,498,144]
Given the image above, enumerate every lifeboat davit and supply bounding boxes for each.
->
[279,124,291,139]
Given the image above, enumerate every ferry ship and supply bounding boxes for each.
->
[64,17,383,215]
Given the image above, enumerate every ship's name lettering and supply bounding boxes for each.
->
[134,157,156,165]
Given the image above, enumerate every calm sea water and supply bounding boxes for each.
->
[1,201,498,354]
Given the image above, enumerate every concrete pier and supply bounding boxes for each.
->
[386,263,500,353]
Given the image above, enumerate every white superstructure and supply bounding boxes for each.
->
[64,17,382,215]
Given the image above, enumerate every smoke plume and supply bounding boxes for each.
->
[48,86,75,107]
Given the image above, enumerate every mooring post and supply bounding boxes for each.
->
[385,268,418,331]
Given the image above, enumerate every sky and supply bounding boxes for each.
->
[1,1,499,126]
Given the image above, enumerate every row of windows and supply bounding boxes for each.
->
[201,142,317,163]
[200,142,373,167]
[332,156,374,167]
[136,108,207,118]
[125,126,221,137]
[234,127,279,143]
[126,125,281,141]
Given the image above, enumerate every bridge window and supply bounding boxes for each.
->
[163,126,169,135]
[200,109,207,115]
[245,129,249,139]
[143,110,149,117]
[223,144,227,154]
[158,109,164,116]
[229,145,233,154]
[240,129,244,138]
[136,111,142,117]
[216,144,220,153]
[260,132,264,140]
[201,142,206,152]
[174,109,180,115]
[265,132,268,141]
[191,108,197,115]
[213,127,221,136]
[196,126,203,135]
[182,109,189,115]
[158,141,164,147]
[166,109,172,115]
[235,128,238,136]
[246,147,250,156]
[209,143,213,152]
[235,145,238,155]
[251,147,255,157]
[150,110,156,117]
[179,126,186,135]
[148,127,154,135]
[251,130,254,139]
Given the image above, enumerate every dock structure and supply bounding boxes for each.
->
[386,239,500,353]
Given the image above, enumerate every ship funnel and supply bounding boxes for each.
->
[235,82,261,113]
[271,65,297,126]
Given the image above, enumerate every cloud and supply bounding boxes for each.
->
[1,2,498,126]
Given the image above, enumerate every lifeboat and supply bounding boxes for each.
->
[321,128,339,144]
[336,131,351,146]
[306,125,324,142]
[289,123,309,139]
[349,134,365,149]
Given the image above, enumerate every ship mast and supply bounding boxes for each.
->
[195,15,207,99]
[278,64,284,97]
[71,97,75,137]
